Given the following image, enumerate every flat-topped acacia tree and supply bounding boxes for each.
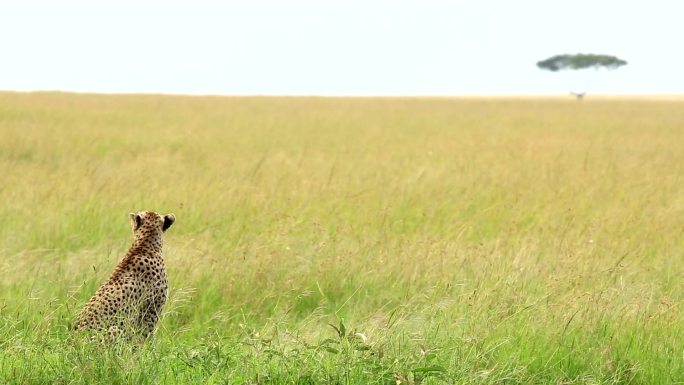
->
[537,54,627,99]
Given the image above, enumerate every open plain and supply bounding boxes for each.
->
[1,93,683,384]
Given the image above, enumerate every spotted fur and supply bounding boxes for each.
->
[75,211,175,340]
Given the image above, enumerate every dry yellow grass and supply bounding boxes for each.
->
[1,92,683,383]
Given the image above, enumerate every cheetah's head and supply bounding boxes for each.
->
[129,211,176,234]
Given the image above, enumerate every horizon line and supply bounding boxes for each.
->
[1,89,683,99]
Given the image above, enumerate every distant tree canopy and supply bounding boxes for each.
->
[537,53,627,72]
[537,53,627,99]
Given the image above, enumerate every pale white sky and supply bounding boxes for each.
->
[0,0,682,95]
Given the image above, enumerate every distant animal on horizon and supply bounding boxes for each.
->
[75,211,175,341]
[570,91,586,100]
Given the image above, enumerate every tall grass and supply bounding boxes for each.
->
[1,93,683,383]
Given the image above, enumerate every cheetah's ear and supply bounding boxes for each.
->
[130,213,142,232]
[163,214,175,232]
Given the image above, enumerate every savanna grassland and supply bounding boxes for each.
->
[1,92,684,384]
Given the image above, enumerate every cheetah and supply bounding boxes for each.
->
[75,210,175,341]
